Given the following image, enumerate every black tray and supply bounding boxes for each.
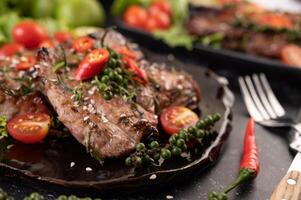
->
[114,18,301,79]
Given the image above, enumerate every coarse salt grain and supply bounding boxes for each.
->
[70,162,75,168]
[85,167,92,172]
[149,174,157,180]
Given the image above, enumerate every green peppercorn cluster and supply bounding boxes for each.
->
[23,192,102,200]
[23,193,44,200]
[125,113,221,167]
[94,48,134,101]
[208,192,227,200]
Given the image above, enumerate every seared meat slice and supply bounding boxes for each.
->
[141,61,201,112]
[0,92,50,119]
[187,14,232,37]
[36,48,158,159]
[0,56,51,120]
[245,33,288,58]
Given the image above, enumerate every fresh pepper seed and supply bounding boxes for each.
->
[176,138,185,147]
[136,143,145,151]
[149,141,159,149]
[161,149,171,159]
[125,157,132,166]
[196,130,205,138]
[172,147,182,155]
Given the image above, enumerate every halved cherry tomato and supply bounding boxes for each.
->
[280,44,301,67]
[160,106,199,135]
[114,46,138,60]
[151,0,171,16]
[254,13,293,29]
[123,5,148,29]
[7,113,51,144]
[123,57,148,84]
[54,31,72,44]
[39,39,55,49]
[72,37,95,52]
[16,56,36,71]
[148,8,171,30]
[75,48,110,80]
[12,21,49,49]
[0,43,23,57]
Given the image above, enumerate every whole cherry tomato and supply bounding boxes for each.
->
[123,5,148,29]
[7,113,51,144]
[145,17,159,32]
[149,7,171,29]
[12,21,49,49]
[72,37,95,52]
[75,48,110,80]
[0,43,23,57]
[16,56,37,71]
[280,44,301,68]
[54,31,73,43]
[150,0,171,16]
[160,106,199,135]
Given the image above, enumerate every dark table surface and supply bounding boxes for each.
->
[1,1,301,199]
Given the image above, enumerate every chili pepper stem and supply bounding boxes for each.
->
[224,167,255,194]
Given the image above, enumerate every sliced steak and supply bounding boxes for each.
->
[0,56,51,120]
[141,61,201,113]
[36,47,158,159]
[245,33,288,58]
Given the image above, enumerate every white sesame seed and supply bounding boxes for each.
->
[70,162,75,168]
[90,99,95,104]
[83,116,89,121]
[83,106,88,111]
[166,195,174,199]
[85,167,93,172]
[84,97,89,101]
[149,174,157,180]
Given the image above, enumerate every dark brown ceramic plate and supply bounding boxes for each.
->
[0,50,234,192]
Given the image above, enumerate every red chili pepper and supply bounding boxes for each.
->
[122,57,148,84]
[72,37,95,53]
[74,48,110,81]
[208,118,259,200]
[16,56,36,71]
[114,46,138,60]
[0,43,23,57]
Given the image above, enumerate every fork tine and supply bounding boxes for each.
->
[238,76,264,121]
[244,75,270,120]
[252,74,277,119]
[259,73,286,117]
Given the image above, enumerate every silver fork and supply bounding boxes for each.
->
[238,73,301,134]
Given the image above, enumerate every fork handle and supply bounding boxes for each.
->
[270,170,301,200]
